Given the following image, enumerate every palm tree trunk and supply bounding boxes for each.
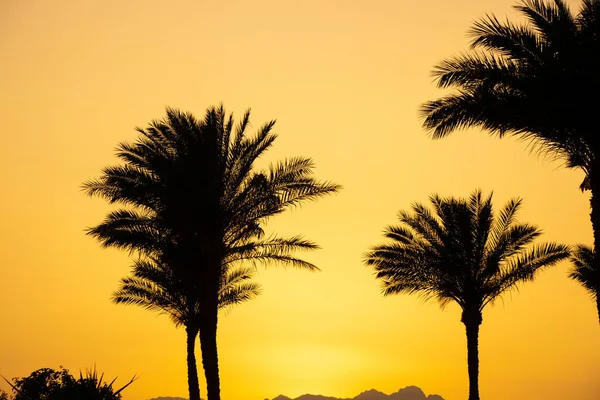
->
[462,310,482,400]
[596,295,600,325]
[199,305,220,400]
[589,173,600,325]
[186,325,201,400]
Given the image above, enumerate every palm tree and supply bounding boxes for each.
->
[112,257,260,400]
[84,105,340,400]
[420,0,600,319]
[365,190,570,400]
[569,245,599,323]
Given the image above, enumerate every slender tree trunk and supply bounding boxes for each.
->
[596,295,600,325]
[186,325,201,400]
[196,237,223,400]
[462,310,482,400]
[199,305,220,400]
[589,171,600,325]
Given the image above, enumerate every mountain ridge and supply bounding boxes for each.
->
[148,386,444,400]
[273,387,444,400]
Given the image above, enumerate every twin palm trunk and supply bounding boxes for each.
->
[186,311,221,400]
[462,310,482,400]
[186,326,201,400]
[199,304,221,400]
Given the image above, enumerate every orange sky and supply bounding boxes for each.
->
[0,1,598,399]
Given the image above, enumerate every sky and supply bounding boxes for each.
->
[0,1,598,399]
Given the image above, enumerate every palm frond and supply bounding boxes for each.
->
[224,235,319,270]
[468,13,543,62]
[516,0,576,45]
[484,242,571,306]
[433,51,523,89]
[82,164,161,209]
[568,244,598,299]
[219,282,262,311]
[484,223,542,276]
[112,277,188,327]
[85,209,163,255]
[267,157,341,210]
[487,198,521,249]
[401,200,445,250]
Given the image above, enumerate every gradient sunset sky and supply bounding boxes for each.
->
[0,1,598,399]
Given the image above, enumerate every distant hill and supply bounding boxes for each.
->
[270,386,444,400]
[149,397,188,400]
[149,386,444,400]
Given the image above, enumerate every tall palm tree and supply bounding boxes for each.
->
[365,190,570,400]
[112,257,261,400]
[420,0,600,319]
[84,105,339,400]
[569,245,599,322]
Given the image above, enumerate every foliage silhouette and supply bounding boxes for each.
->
[83,105,340,400]
[365,190,570,400]
[2,366,134,400]
[420,0,600,323]
[112,256,261,400]
[569,245,600,322]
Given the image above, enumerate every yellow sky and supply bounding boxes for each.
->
[0,1,598,399]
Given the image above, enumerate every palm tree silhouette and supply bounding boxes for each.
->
[420,0,600,321]
[365,190,570,400]
[84,105,340,400]
[569,245,599,323]
[112,257,260,400]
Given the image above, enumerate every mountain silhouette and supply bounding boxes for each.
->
[149,397,188,400]
[296,395,340,400]
[148,387,444,400]
[354,389,388,400]
[270,386,444,400]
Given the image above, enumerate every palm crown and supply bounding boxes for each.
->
[84,107,338,284]
[83,105,337,320]
[366,191,570,314]
[421,0,600,176]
